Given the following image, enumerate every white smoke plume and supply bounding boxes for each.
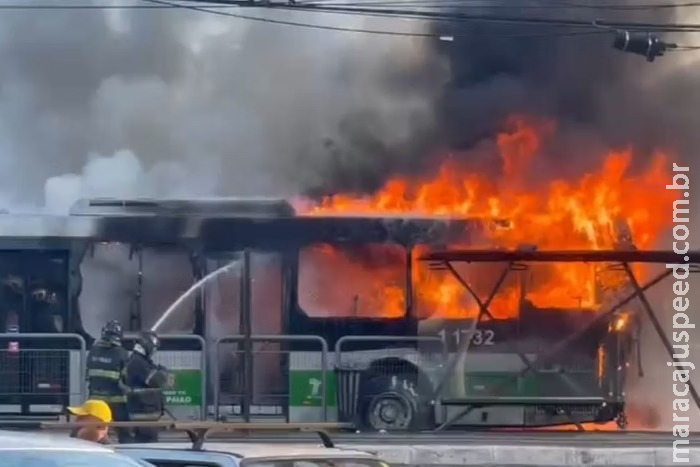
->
[0,0,443,340]
[0,0,443,211]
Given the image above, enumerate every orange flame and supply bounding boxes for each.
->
[298,116,676,319]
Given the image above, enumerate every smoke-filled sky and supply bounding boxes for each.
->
[0,0,698,212]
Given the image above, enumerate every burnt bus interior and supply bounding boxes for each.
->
[0,249,75,415]
[196,207,479,416]
[0,198,477,418]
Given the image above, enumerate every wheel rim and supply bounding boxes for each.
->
[368,392,413,431]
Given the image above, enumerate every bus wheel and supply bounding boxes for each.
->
[359,375,431,432]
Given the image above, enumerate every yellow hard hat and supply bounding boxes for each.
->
[67,399,113,423]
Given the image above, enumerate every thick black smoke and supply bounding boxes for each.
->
[315,2,700,192]
[428,3,700,176]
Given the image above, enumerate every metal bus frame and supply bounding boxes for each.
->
[0,198,480,421]
[4,198,690,431]
[418,248,700,431]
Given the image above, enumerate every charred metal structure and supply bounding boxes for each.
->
[0,198,475,419]
[0,197,694,432]
[413,249,700,431]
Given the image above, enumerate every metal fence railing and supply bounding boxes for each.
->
[0,333,87,415]
[124,333,207,420]
[213,335,329,422]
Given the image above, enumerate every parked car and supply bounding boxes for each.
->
[116,442,390,467]
[0,429,154,467]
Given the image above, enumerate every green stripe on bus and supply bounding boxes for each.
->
[288,370,547,407]
[289,370,337,408]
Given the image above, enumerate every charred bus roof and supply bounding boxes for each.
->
[69,197,297,218]
[0,197,487,249]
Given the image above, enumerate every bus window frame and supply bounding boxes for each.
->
[0,249,71,335]
[293,241,413,320]
[76,241,200,338]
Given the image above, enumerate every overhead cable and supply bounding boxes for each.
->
[183,0,700,32]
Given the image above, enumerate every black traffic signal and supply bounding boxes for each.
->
[613,30,672,62]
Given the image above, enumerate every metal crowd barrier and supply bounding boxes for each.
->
[124,333,207,420]
[0,333,87,415]
[213,335,329,422]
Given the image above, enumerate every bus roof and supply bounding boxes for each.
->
[0,198,487,249]
[69,197,296,218]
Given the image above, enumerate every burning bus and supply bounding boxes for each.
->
[0,196,645,431]
[0,119,678,429]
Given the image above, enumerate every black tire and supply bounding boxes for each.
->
[358,374,432,431]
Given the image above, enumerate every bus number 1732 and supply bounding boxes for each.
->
[437,328,495,349]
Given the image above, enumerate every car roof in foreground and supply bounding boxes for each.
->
[117,442,378,459]
[0,429,114,452]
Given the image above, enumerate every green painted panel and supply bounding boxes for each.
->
[464,372,539,397]
[163,369,202,407]
[289,371,337,408]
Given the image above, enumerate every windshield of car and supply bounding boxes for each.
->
[0,450,151,467]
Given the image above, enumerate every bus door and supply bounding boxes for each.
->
[0,250,72,416]
[249,251,284,418]
[207,250,284,421]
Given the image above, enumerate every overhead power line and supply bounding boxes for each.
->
[5,1,700,34]
[143,0,480,36]
[3,0,700,9]
[2,0,700,53]
[0,2,274,9]
[301,0,700,11]
[170,0,700,54]
[0,2,199,8]
[182,0,700,32]
[6,1,700,33]
[15,0,697,9]
[137,0,611,38]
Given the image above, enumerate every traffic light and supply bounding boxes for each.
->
[613,30,672,62]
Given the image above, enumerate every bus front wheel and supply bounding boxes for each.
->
[358,374,432,432]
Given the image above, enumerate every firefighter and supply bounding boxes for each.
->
[86,320,132,443]
[124,330,170,443]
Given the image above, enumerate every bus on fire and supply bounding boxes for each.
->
[0,198,634,430]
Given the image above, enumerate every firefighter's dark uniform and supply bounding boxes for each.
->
[86,322,131,443]
[124,331,169,443]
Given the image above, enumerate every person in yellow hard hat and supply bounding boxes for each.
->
[67,399,113,444]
